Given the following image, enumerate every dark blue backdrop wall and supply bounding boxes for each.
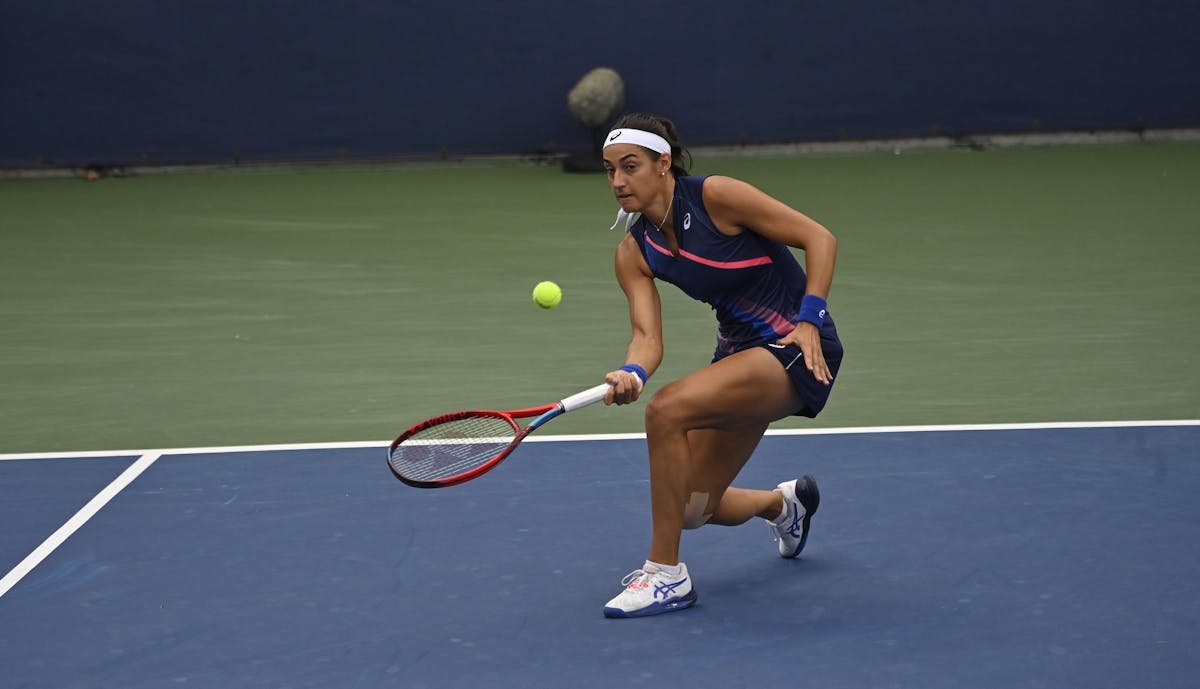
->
[2,1,1198,167]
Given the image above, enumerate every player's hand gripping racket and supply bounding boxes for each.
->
[388,383,611,488]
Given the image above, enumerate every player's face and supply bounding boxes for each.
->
[603,145,667,212]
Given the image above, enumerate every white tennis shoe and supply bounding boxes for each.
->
[602,562,697,618]
[769,475,820,558]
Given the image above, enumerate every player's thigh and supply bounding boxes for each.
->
[646,347,803,431]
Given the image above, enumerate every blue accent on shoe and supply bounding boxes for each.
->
[654,577,688,599]
[603,589,698,618]
[786,503,804,538]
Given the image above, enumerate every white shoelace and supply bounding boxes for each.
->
[766,499,791,542]
[766,519,783,543]
[620,569,648,587]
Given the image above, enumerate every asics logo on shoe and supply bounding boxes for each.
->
[654,578,688,600]
[787,508,804,538]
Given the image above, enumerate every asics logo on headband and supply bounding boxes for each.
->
[604,128,671,154]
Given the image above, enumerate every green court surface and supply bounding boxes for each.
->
[2,143,1197,453]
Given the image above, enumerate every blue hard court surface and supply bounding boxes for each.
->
[1,426,1197,688]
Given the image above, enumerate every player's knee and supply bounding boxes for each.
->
[644,382,690,432]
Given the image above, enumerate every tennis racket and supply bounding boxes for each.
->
[387,383,611,488]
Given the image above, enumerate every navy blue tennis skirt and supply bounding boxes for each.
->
[714,319,844,418]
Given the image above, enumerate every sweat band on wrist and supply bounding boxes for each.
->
[619,364,649,384]
[798,294,828,327]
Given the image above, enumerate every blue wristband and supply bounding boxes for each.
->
[798,294,828,327]
[619,364,649,384]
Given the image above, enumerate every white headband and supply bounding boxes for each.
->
[603,128,671,154]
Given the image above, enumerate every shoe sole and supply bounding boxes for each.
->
[603,590,699,618]
[783,475,820,559]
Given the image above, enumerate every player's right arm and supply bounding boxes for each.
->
[606,233,663,405]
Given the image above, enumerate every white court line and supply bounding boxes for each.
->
[762,418,1200,436]
[0,441,388,461]
[0,420,1197,461]
[0,452,162,600]
[539,418,1200,443]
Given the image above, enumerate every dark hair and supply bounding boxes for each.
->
[611,112,692,178]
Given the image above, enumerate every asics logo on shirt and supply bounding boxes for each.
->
[683,212,692,230]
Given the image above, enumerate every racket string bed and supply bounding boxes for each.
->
[388,383,611,487]
[389,415,518,482]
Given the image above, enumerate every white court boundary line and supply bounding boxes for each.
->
[0,452,162,600]
[0,420,1196,600]
[0,419,1197,462]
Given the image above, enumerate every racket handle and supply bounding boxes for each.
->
[560,383,613,412]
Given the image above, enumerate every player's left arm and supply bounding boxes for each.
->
[704,175,837,385]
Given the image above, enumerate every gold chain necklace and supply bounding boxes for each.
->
[652,194,674,231]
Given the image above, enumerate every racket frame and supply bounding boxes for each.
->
[387,383,610,488]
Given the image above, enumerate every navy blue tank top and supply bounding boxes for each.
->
[628,175,836,358]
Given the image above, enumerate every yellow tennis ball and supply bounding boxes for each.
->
[532,281,562,309]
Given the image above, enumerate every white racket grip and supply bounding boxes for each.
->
[560,383,613,413]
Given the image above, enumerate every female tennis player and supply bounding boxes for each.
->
[598,113,843,618]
